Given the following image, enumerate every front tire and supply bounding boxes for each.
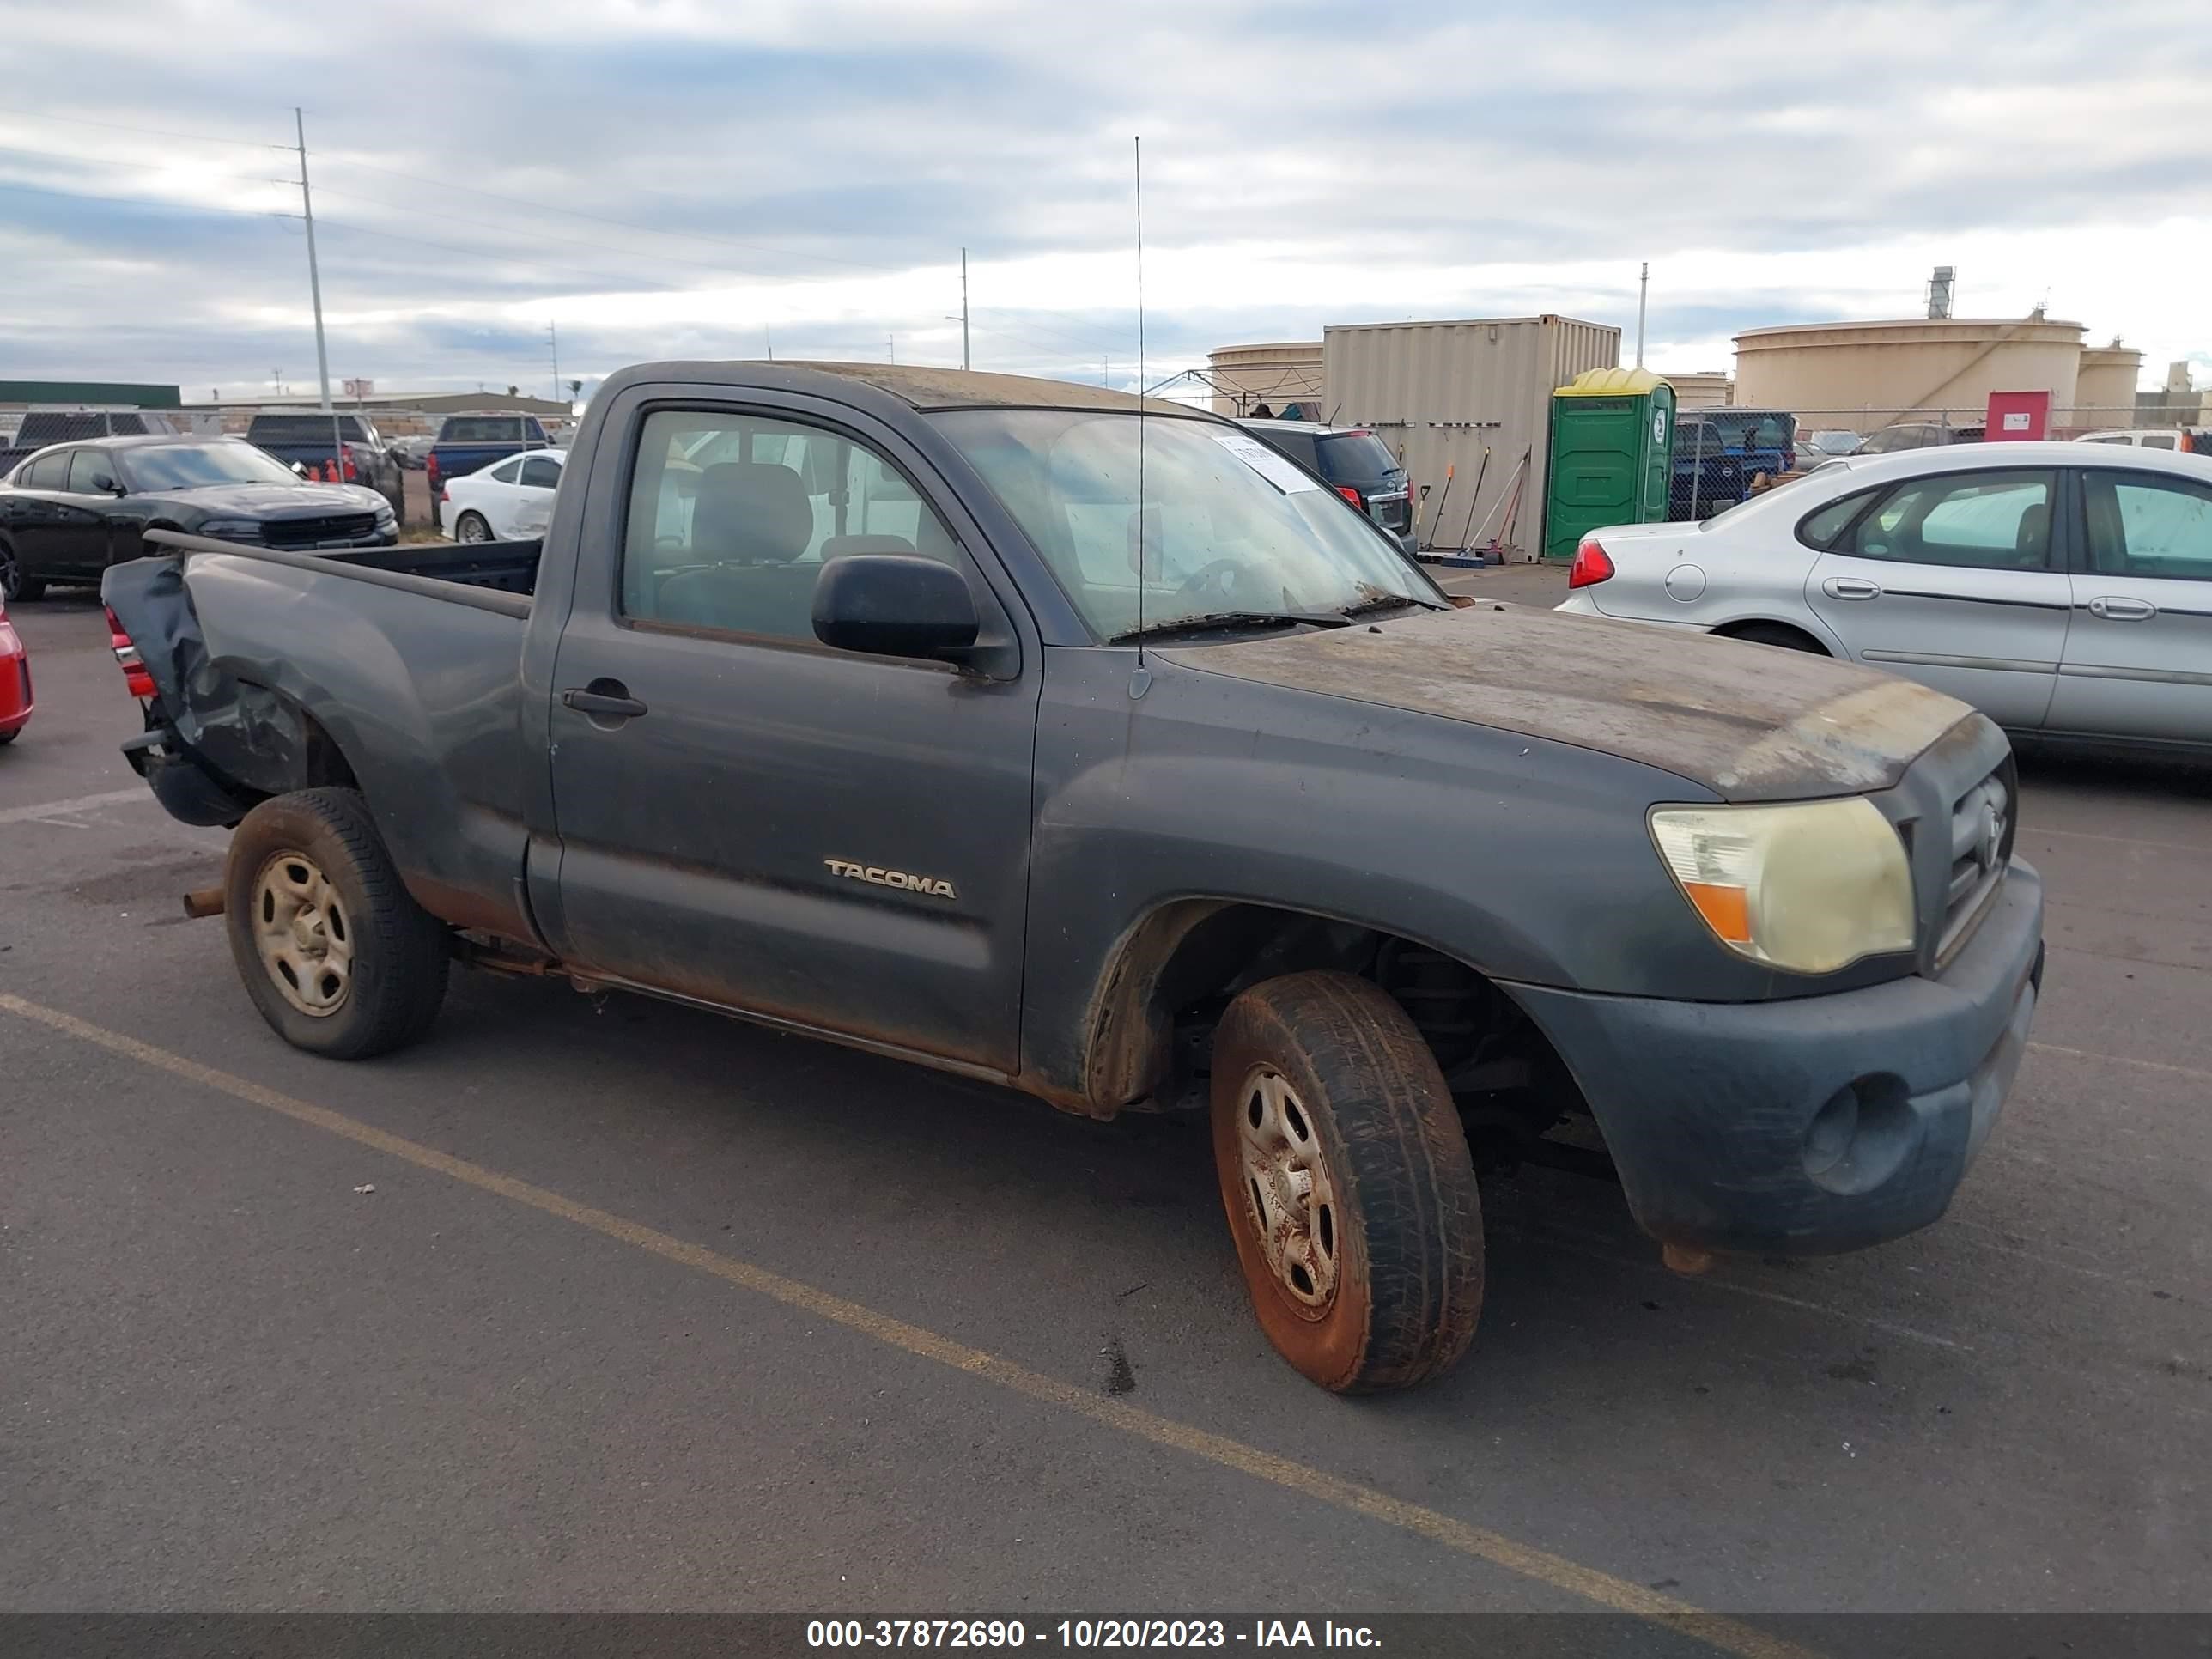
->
[224,787,449,1059]
[453,511,492,544]
[1211,970,1484,1393]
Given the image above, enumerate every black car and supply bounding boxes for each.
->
[1235,418,1416,551]
[0,435,396,601]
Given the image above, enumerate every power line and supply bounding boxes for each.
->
[0,104,289,150]
[305,181,894,290]
[317,153,921,277]
[0,137,287,176]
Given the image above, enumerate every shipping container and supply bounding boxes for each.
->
[1322,316,1620,560]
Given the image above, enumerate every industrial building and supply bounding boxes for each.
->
[1323,316,1620,561]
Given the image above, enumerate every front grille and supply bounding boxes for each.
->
[1937,757,2015,965]
[260,512,380,550]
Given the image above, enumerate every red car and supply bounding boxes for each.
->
[0,597,32,744]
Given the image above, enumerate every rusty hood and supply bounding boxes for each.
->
[1164,603,1980,802]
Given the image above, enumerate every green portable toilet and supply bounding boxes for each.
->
[1542,368,1675,561]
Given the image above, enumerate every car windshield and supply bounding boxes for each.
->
[122,443,304,490]
[932,409,1438,640]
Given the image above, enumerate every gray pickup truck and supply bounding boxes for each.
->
[104,362,2045,1394]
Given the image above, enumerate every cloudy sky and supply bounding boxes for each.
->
[2,0,2206,405]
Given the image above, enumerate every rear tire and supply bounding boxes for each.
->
[1719,621,1826,654]
[0,538,43,603]
[1211,970,1484,1393]
[224,787,449,1059]
[454,511,492,544]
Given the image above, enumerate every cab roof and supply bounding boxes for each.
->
[611,360,1202,418]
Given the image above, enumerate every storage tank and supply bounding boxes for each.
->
[1733,317,2086,434]
[1661,370,1732,410]
[1204,342,1323,417]
[1322,316,1620,560]
[2074,343,2143,428]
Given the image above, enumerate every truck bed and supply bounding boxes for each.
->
[328,538,542,598]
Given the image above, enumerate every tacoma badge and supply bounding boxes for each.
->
[824,858,957,899]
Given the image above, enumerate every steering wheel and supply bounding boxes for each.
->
[1174,558,1245,600]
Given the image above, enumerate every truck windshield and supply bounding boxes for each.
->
[123,443,305,489]
[932,409,1437,640]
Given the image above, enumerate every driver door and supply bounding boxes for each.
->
[542,395,1041,1072]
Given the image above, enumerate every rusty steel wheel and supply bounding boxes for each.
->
[252,849,355,1017]
[1234,1068,1341,1311]
[224,788,448,1059]
[1212,970,1484,1393]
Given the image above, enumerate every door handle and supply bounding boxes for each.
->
[2087,596,2157,621]
[561,682,648,720]
[1823,577,1881,599]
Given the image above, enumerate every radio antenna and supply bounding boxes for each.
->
[1133,133,1147,672]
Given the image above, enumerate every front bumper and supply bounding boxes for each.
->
[1506,859,2044,1255]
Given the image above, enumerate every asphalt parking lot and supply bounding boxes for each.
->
[2,581,2207,1626]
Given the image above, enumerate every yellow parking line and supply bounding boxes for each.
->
[0,990,1811,1659]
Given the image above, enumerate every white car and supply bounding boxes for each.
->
[439,447,565,543]
[2075,428,2199,453]
[1556,441,2212,752]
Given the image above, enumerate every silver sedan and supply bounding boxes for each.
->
[1556,441,2212,753]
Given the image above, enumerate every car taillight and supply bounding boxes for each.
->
[106,606,156,700]
[1334,484,1364,508]
[1568,538,1615,589]
[340,442,358,481]
[426,453,440,488]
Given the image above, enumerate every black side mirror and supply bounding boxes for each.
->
[812,554,979,663]
[92,472,123,495]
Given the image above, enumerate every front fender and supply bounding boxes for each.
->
[1018,647,1726,1104]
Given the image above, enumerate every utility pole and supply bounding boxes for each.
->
[1635,261,1649,368]
[960,246,970,371]
[294,109,340,471]
[888,334,896,364]
[548,320,560,405]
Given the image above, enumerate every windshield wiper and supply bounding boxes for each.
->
[1109,610,1354,644]
[1343,592,1447,616]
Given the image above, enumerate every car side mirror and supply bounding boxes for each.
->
[290,461,308,477]
[812,554,979,664]
[92,472,122,495]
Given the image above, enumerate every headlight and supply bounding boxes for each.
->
[195,520,262,541]
[1650,798,1914,975]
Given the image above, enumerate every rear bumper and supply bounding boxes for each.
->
[1505,860,2044,1255]
[121,727,258,827]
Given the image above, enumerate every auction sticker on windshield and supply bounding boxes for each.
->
[1206,430,1321,495]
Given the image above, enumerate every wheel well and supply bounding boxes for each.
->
[296,707,360,790]
[198,685,361,805]
[1711,618,1829,653]
[1087,902,1585,1158]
